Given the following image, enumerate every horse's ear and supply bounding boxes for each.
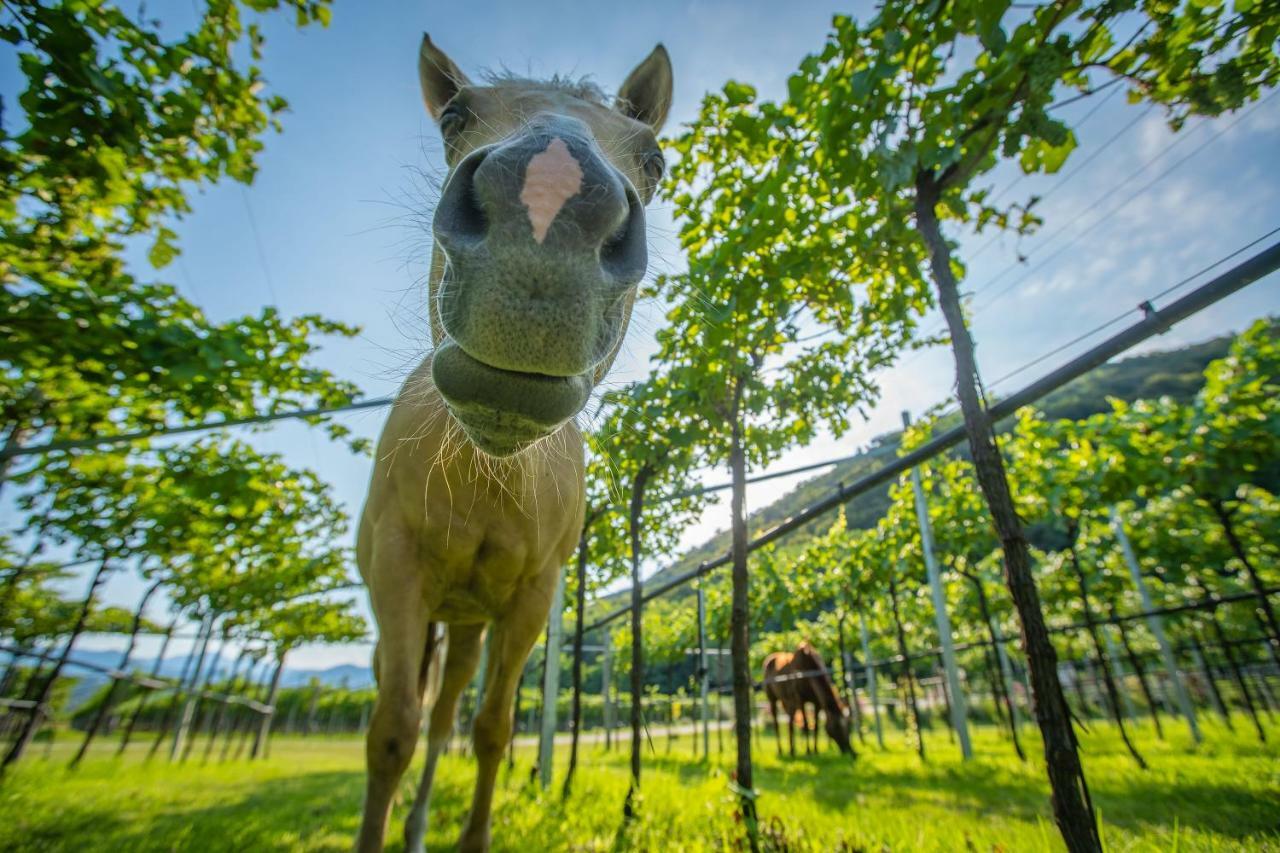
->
[616,44,673,133]
[419,33,471,121]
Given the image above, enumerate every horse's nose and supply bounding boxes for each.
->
[434,115,647,285]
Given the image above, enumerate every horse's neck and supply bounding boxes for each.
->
[800,654,843,712]
[374,358,586,532]
[815,678,843,712]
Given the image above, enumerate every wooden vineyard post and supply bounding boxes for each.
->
[1110,507,1201,743]
[1102,628,1139,724]
[697,585,710,760]
[602,628,613,751]
[860,612,884,749]
[995,633,1022,733]
[538,573,566,790]
[904,411,972,759]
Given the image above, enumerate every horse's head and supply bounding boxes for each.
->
[418,35,672,456]
[825,707,856,758]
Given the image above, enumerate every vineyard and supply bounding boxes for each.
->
[2,1,1279,852]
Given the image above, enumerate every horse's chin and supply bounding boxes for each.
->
[431,340,590,457]
[445,402,559,457]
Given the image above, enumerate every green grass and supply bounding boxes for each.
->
[0,717,1276,851]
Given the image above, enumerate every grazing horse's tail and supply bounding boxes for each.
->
[761,653,782,700]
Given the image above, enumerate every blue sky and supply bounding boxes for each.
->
[4,1,1279,670]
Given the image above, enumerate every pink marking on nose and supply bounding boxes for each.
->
[520,137,584,244]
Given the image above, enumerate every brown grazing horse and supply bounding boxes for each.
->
[763,643,855,758]
[355,34,672,853]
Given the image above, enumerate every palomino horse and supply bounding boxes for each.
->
[355,34,673,853]
[763,643,856,758]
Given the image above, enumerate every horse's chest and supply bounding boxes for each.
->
[417,508,544,624]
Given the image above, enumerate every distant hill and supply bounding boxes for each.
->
[56,649,373,708]
[631,332,1239,601]
[279,663,374,689]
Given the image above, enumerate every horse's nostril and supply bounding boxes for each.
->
[599,184,647,283]
[435,147,489,248]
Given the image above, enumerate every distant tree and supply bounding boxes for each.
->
[1106,320,1280,652]
[1,435,352,768]
[0,0,364,491]
[900,426,1025,760]
[1006,412,1148,765]
[247,596,368,758]
[588,376,705,813]
[778,4,1279,846]
[0,561,146,647]
[848,514,935,760]
[662,78,925,839]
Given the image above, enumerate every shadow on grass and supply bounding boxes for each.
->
[3,723,1276,851]
[1088,776,1280,839]
[1,751,587,852]
[3,769,365,853]
[636,739,1280,842]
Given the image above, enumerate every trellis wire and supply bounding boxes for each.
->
[0,643,273,714]
[583,241,1280,634]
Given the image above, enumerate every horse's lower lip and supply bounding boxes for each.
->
[431,341,592,444]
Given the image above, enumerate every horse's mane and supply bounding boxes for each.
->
[481,70,609,105]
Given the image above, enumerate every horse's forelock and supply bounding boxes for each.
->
[479,70,609,105]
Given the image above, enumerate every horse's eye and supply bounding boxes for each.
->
[439,104,467,137]
[642,151,665,183]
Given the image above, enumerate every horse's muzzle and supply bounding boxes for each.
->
[432,113,646,377]
[431,341,591,455]
[430,113,647,454]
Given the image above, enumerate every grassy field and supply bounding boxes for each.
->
[0,717,1276,851]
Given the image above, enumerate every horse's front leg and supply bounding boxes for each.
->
[403,622,486,853]
[356,530,431,853]
[768,695,783,757]
[458,583,550,852]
